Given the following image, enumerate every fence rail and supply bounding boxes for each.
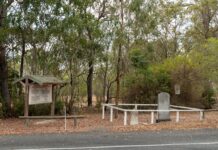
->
[102,103,204,126]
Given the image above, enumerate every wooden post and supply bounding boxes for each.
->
[24,78,29,117]
[124,111,127,126]
[51,85,55,116]
[151,111,154,124]
[176,111,180,123]
[110,107,113,122]
[200,111,204,121]
[102,104,105,119]
[64,105,67,131]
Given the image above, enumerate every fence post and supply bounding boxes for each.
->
[151,111,154,124]
[110,107,113,122]
[124,111,127,126]
[64,105,67,131]
[176,111,180,123]
[134,105,138,110]
[102,104,105,119]
[200,111,204,121]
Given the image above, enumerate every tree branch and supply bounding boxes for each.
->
[6,0,14,8]
[98,0,107,21]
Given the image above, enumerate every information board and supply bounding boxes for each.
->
[29,84,52,105]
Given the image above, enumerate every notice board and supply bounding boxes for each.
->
[29,84,52,105]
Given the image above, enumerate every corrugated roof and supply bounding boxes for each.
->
[14,75,65,85]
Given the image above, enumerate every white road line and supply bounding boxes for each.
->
[16,142,218,150]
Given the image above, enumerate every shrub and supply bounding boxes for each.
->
[0,103,3,118]
[55,100,64,115]
[13,97,24,117]
[124,54,216,108]
[13,98,64,116]
[201,88,216,109]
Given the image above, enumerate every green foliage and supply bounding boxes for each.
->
[129,48,149,69]
[29,104,51,116]
[1,0,218,117]
[124,52,216,108]
[0,103,3,118]
[28,100,64,116]
[0,109,3,118]
[13,97,24,117]
[201,88,216,109]
[124,63,171,104]
[55,100,64,115]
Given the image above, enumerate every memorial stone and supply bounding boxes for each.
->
[157,92,171,122]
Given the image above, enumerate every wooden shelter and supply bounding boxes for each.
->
[14,75,65,117]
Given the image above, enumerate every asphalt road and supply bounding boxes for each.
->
[0,129,218,150]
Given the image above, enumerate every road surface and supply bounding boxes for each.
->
[0,129,218,150]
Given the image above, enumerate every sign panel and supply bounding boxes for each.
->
[174,84,181,95]
[29,84,52,105]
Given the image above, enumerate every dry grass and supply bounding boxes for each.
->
[0,111,218,135]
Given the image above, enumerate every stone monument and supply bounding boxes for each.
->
[130,109,139,125]
[157,92,171,122]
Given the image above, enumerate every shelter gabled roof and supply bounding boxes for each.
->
[14,75,65,85]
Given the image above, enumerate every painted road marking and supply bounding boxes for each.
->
[16,141,218,150]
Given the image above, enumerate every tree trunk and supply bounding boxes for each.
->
[0,3,11,116]
[69,58,76,114]
[31,44,37,74]
[20,31,25,77]
[106,84,111,104]
[87,60,93,107]
[102,60,108,103]
[115,0,124,118]
[115,44,121,118]
[18,31,26,96]
[20,34,25,77]
[0,45,11,115]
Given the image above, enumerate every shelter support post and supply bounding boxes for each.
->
[51,85,55,116]
[24,78,29,117]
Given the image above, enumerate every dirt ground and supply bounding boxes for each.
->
[0,111,218,135]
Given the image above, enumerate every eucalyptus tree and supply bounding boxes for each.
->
[185,0,218,48]
[155,0,187,59]
[47,0,109,107]
[0,0,15,115]
[127,0,160,62]
[72,0,117,107]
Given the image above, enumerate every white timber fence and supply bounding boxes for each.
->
[102,103,204,126]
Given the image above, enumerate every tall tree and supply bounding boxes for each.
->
[186,0,218,48]
[0,0,14,115]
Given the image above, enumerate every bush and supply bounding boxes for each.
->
[123,66,170,104]
[13,96,64,116]
[201,88,216,109]
[0,103,3,118]
[124,54,216,108]
[13,97,24,117]
[29,100,64,116]
[55,100,64,115]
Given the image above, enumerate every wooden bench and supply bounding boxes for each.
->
[19,115,86,127]
[19,115,85,119]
